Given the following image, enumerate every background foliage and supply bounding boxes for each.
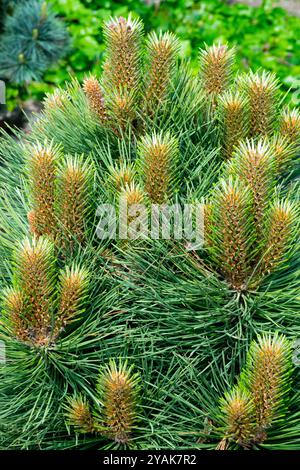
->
[14,0,300,108]
[0,0,69,110]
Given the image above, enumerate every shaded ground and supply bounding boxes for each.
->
[0,100,42,135]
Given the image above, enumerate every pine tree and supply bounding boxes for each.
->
[0,14,300,451]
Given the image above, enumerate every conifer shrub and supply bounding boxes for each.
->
[0,14,300,450]
[0,0,69,84]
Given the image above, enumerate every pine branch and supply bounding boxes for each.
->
[2,238,91,345]
[203,202,213,247]
[219,334,293,448]
[0,0,69,84]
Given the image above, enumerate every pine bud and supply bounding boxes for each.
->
[270,134,297,174]
[238,70,279,138]
[13,237,56,345]
[55,265,89,334]
[27,210,38,237]
[109,163,136,191]
[57,156,94,250]
[207,177,253,290]
[138,132,179,203]
[218,90,247,159]
[121,182,144,206]
[241,334,293,432]
[227,139,275,237]
[83,76,107,123]
[95,360,140,443]
[43,89,69,111]
[280,108,300,147]
[144,31,180,116]
[120,182,146,239]
[27,141,60,239]
[2,287,29,341]
[107,87,136,133]
[220,387,255,447]
[259,199,297,277]
[103,15,143,94]
[199,43,235,100]
[65,395,95,434]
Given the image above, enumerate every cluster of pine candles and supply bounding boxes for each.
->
[0,14,300,450]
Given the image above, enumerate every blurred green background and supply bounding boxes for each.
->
[7,0,300,108]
